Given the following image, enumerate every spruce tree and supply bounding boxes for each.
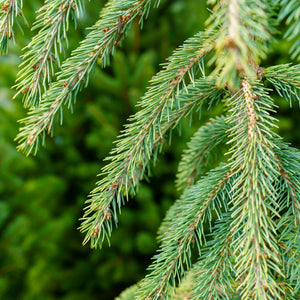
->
[1,0,300,299]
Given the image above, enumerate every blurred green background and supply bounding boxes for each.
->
[0,1,298,299]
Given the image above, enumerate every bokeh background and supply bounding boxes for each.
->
[0,0,298,299]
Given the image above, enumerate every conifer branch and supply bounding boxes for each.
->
[275,0,300,60]
[77,33,218,248]
[264,64,300,104]
[15,0,158,154]
[117,270,196,300]
[191,213,236,300]
[81,77,225,248]
[136,165,232,299]
[176,115,230,193]
[207,0,273,88]
[275,144,300,295]
[276,144,300,224]
[158,114,230,244]
[14,0,85,107]
[228,81,284,299]
[0,0,24,54]
[9,1,300,298]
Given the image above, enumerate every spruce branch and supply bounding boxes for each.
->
[0,0,25,54]
[78,33,219,248]
[207,0,274,88]
[176,115,230,193]
[9,1,300,298]
[117,270,195,300]
[275,143,300,222]
[80,77,225,248]
[191,213,236,300]
[14,0,85,108]
[136,165,232,300]
[275,0,300,60]
[15,0,157,155]
[264,64,300,104]
[275,144,300,295]
[117,270,196,300]
[227,81,284,299]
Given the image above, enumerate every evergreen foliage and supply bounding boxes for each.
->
[276,0,300,60]
[16,0,156,155]
[176,115,230,192]
[14,0,85,107]
[0,0,25,54]
[1,0,300,299]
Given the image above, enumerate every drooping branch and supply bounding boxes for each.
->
[16,0,156,154]
[14,0,85,107]
[77,32,217,248]
[0,0,25,54]
[81,75,225,248]
[136,165,232,300]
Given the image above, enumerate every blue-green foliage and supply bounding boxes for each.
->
[1,0,300,299]
[0,1,215,299]
[276,0,300,60]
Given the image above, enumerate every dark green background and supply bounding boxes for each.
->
[0,1,298,299]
